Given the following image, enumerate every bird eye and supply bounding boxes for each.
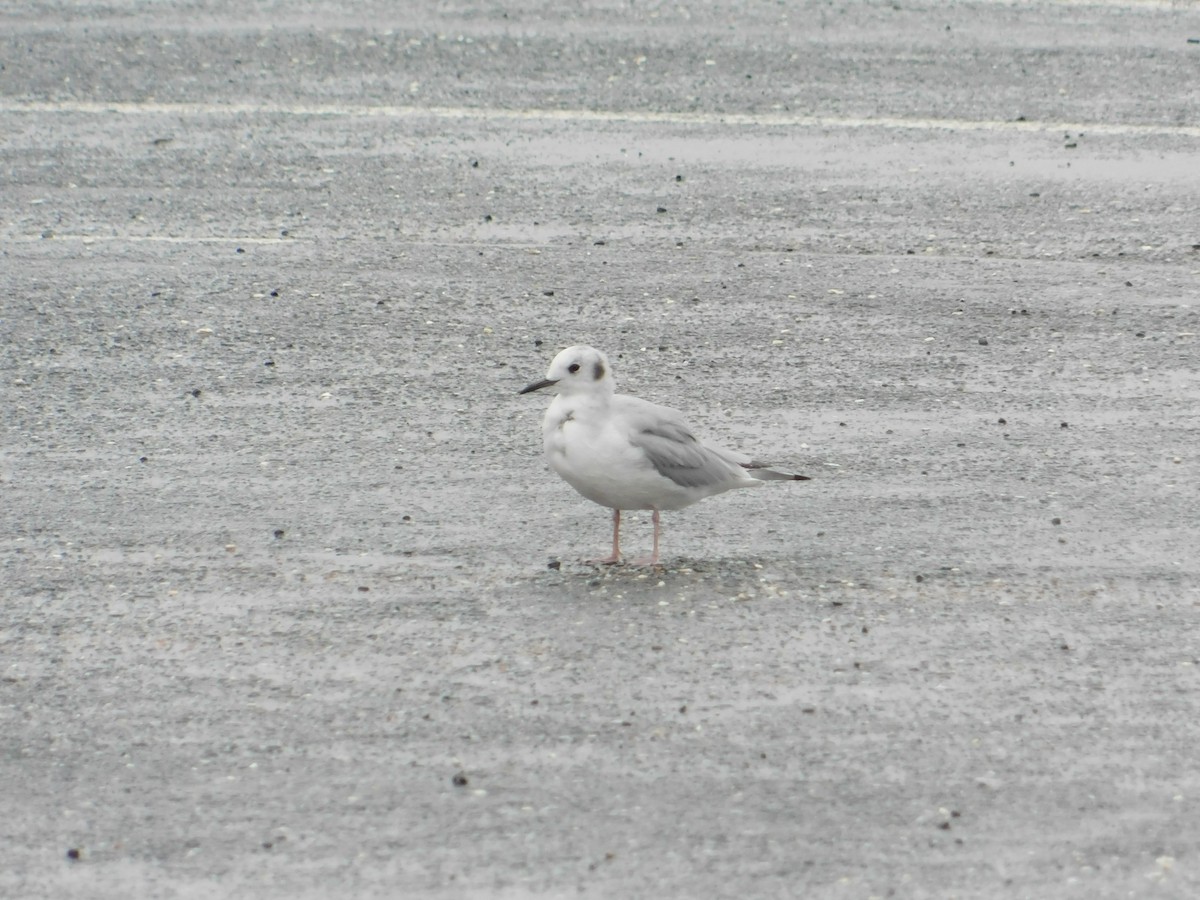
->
[568,363,580,374]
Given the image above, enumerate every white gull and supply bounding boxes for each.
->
[520,345,809,565]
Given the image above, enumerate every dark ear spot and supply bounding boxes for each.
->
[593,361,605,380]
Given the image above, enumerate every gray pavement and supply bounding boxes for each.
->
[3,2,1200,898]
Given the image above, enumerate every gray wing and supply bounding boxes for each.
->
[617,396,744,489]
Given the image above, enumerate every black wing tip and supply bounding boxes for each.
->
[742,464,813,481]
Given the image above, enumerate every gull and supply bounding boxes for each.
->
[519,345,810,565]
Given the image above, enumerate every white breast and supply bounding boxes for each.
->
[541,396,700,511]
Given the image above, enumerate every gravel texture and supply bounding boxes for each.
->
[3,2,1200,898]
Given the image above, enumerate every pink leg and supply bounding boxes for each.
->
[586,509,623,565]
[629,510,662,567]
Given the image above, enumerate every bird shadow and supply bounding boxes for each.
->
[545,555,781,580]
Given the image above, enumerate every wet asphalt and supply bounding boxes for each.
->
[3,2,1200,898]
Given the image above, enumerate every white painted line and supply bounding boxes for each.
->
[8,234,294,244]
[3,100,1199,138]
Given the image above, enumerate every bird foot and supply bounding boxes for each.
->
[585,553,623,566]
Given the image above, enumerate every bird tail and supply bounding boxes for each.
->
[744,463,811,482]
[706,442,812,482]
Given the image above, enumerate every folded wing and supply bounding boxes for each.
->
[617,395,812,487]
[618,396,752,489]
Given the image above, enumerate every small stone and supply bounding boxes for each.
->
[273,529,285,539]
[978,338,989,346]
[547,559,561,570]
[452,772,469,787]
[1051,517,1062,525]
[66,848,81,861]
